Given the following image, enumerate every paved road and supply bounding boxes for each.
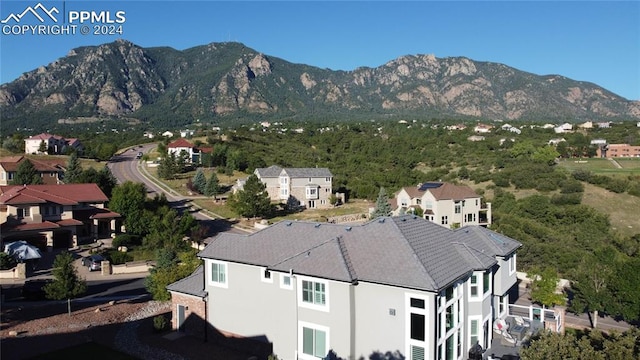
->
[107,144,246,236]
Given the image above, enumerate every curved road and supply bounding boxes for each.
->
[107,144,246,236]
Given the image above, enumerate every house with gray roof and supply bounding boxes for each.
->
[173,215,522,359]
[394,182,492,229]
[254,165,333,209]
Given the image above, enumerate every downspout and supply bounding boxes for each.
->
[292,269,298,359]
[202,258,208,343]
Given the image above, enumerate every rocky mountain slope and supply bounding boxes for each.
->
[2,39,638,131]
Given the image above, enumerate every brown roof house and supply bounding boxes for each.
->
[0,156,66,186]
[0,184,120,251]
[167,138,212,164]
[393,182,491,228]
[24,133,83,155]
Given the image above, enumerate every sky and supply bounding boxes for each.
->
[1,1,639,101]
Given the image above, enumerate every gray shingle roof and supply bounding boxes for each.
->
[198,215,521,292]
[166,265,207,298]
[255,165,332,178]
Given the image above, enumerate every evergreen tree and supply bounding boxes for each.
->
[227,174,272,218]
[38,140,47,154]
[157,152,177,180]
[192,168,207,194]
[372,187,392,218]
[64,152,83,183]
[44,252,87,315]
[109,182,148,235]
[204,172,219,198]
[10,159,43,185]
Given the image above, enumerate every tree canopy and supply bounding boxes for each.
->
[227,174,272,218]
[10,160,43,185]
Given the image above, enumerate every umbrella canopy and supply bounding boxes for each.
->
[4,240,42,260]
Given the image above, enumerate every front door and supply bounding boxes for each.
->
[177,304,186,332]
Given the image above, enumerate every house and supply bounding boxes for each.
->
[0,156,66,186]
[162,131,175,138]
[596,122,611,129]
[590,139,607,146]
[596,144,640,158]
[168,215,525,360]
[446,124,467,131]
[24,133,83,155]
[467,135,486,142]
[548,138,566,146]
[578,121,593,129]
[393,182,491,228]
[254,166,333,209]
[180,129,195,138]
[167,139,212,164]
[553,123,573,134]
[474,124,493,133]
[143,131,155,139]
[0,184,121,251]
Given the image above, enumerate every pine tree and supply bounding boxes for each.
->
[204,172,219,198]
[372,187,392,218]
[158,152,177,180]
[227,174,271,218]
[43,252,87,315]
[10,159,43,185]
[64,152,83,183]
[192,168,207,194]
[38,140,48,154]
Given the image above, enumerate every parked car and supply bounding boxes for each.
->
[22,279,52,300]
[82,254,105,271]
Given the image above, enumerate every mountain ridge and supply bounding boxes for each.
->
[2,39,638,131]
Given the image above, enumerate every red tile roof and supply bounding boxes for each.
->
[27,133,55,140]
[0,156,66,172]
[56,219,84,226]
[167,138,194,148]
[0,184,108,205]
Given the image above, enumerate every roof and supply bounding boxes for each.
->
[0,156,66,172]
[167,138,194,148]
[198,215,520,292]
[255,165,333,178]
[0,184,109,205]
[26,133,55,141]
[166,265,207,298]
[423,182,479,201]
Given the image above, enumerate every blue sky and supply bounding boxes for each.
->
[1,1,639,100]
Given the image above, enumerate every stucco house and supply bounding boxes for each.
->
[167,138,212,164]
[393,182,491,229]
[0,156,66,186]
[168,215,525,360]
[0,184,120,251]
[24,133,83,155]
[254,166,333,209]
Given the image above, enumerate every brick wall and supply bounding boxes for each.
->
[170,292,207,339]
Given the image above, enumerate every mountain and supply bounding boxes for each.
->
[2,39,639,131]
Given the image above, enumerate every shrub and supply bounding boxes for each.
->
[0,253,17,270]
[551,193,582,205]
[560,179,584,194]
[572,169,592,182]
[107,250,133,265]
[628,182,640,197]
[605,178,629,194]
[112,234,141,249]
[153,314,168,332]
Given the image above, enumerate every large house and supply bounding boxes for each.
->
[596,143,640,158]
[24,133,83,155]
[167,138,212,164]
[168,215,522,360]
[0,184,120,251]
[393,182,491,228]
[0,156,66,186]
[254,166,333,209]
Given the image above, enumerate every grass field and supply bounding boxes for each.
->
[557,158,640,177]
[580,183,640,238]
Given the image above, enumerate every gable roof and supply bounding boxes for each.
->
[167,138,194,148]
[0,156,66,172]
[255,165,333,178]
[166,265,207,298]
[199,215,520,292]
[26,133,55,141]
[0,184,109,205]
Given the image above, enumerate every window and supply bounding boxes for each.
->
[454,203,461,214]
[445,305,453,331]
[509,253,517,274]
[280,188,289,197]
[308,177,312,182]
[469,275,479,298]
[411,298,425,309]
[470,318,479,347]
[306,187,318,198]
[441,216,448,225]
[302,280,326,305]
[325,177,331,182]
[411,313,426,341]
[416,199,421,205]
[281,274,293,289]
[209,261,227,287]
[425,200,433,209]
[17,207,30,219]
[301,325,327,359]
[445,286,454,302]
[467,213,476,222]
[483,271,490,294]
[445,334,454,360]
